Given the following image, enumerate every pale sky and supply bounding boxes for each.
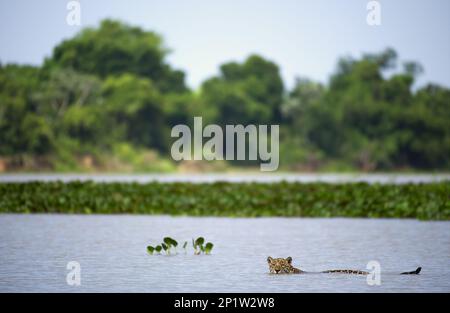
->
[1,0,449,89]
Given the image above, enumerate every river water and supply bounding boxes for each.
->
[1,173,450,184]
[0,215,448,292]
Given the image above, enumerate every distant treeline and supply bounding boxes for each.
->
[0,19,449,172]
[0,181,448,220]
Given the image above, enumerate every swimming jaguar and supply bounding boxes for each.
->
[267,256,421,275]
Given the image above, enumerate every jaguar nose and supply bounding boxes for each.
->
[275,269,280,273]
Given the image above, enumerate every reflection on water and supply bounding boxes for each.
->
[0,215,449,292]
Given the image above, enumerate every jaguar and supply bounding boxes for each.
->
[267,256,421,275]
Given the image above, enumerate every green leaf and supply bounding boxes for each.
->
[195,237,205,246]
[205,242,214,254]
[163,237,172,247]
[161,243,168,251]
[146,246,155,254]
[155,245,162,253]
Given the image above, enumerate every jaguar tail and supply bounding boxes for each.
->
[400,267,422,275]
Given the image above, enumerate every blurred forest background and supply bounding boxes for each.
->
[0,20,449,172]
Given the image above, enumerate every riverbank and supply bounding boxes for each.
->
[0,181,448,220]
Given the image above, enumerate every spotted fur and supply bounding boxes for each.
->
[267,256,303,274]
[321,269,368,275]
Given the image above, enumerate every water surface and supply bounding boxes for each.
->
[0,215,448,292]
[1,173,449,184]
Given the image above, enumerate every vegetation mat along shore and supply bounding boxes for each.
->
[0,181,449,220]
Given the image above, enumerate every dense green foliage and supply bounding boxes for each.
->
[0,181,448,220]
[282,50,450,170]
[45,20,187,94]
[0,19,449,171]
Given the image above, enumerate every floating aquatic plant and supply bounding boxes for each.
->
[204,242,214,254]
[146,244,163,255]
[147,237,214,255]
[1,181,448,220]
[163,237,178,254]
[162,244,169,255]
[192,237,214,255]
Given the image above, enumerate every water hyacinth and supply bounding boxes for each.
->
[192,237,214,255]
[147,237,214,255]
[0,181,448,220]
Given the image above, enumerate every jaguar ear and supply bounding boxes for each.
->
[267,256,273,263]
[286,257,292,264]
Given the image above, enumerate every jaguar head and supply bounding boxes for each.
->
[267,256,296,274]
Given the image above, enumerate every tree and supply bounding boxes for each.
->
[45,19,187,94]
[285,48,450,170]
[393,84,450,168]
[0,64,53,156]
[34,68,102,118]
[101,74,169,152]
[201,54,284,126]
